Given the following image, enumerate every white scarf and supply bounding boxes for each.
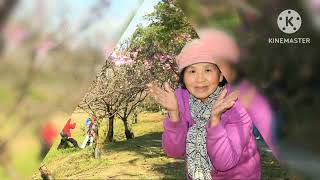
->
[186,85,225,180]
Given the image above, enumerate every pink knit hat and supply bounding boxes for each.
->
[176,29,240,74]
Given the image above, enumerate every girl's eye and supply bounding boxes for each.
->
[188,70,195,73]
[205,69,212,72]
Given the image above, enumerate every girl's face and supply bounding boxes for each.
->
[183,62,223,102]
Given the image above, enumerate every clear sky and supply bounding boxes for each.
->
[116,0,161,48]
[11,0,149,48]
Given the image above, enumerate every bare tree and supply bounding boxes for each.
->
[78,56,148,141]
[117,90,147,139]
[0,0,19,56]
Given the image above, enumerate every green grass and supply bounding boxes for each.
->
[33,111,288,179]
[0,121,42,180]
[0,87,13,107]
[260,149,287,179]
[34,111,185,179]
[27,87,48,102]
[0,166,10,180]
[11,136,40,177]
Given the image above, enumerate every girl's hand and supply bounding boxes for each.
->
[210,89,238,127]
[147,82,179,122]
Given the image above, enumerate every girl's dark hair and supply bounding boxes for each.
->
[179,65,228,89]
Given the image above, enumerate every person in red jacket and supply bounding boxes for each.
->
[57,118,79,149]
[40,121,58,158]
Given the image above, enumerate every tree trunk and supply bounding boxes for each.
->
[105,115,114,143]
[0,0,19,57]
[94,144,101,159]
[132,113,138,124]
[122,118,134,140]
[94,120,101,159]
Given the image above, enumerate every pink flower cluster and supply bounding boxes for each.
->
[4,24,28,47]
[154,53,174,63]
[36,39,56,58]
[143,60,151,70]
[110,51,134,66]
[162,63,171,71]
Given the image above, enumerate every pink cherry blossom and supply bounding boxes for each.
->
[163,63,171,71]
[36,39,55,57]
[131,51,138,59]
[4,25,28,47]
[144,60,151,70]
[114,59,126,66]
[126,58,134,65]
[160,55,167,63]
[103,43,115,58]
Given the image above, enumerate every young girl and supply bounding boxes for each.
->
[148,29,261,179]
[80,116,97,148]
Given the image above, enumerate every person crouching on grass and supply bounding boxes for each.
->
[148,29,261,180]
[57,118,79,149]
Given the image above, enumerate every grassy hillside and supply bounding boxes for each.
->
[33,111,288,179]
